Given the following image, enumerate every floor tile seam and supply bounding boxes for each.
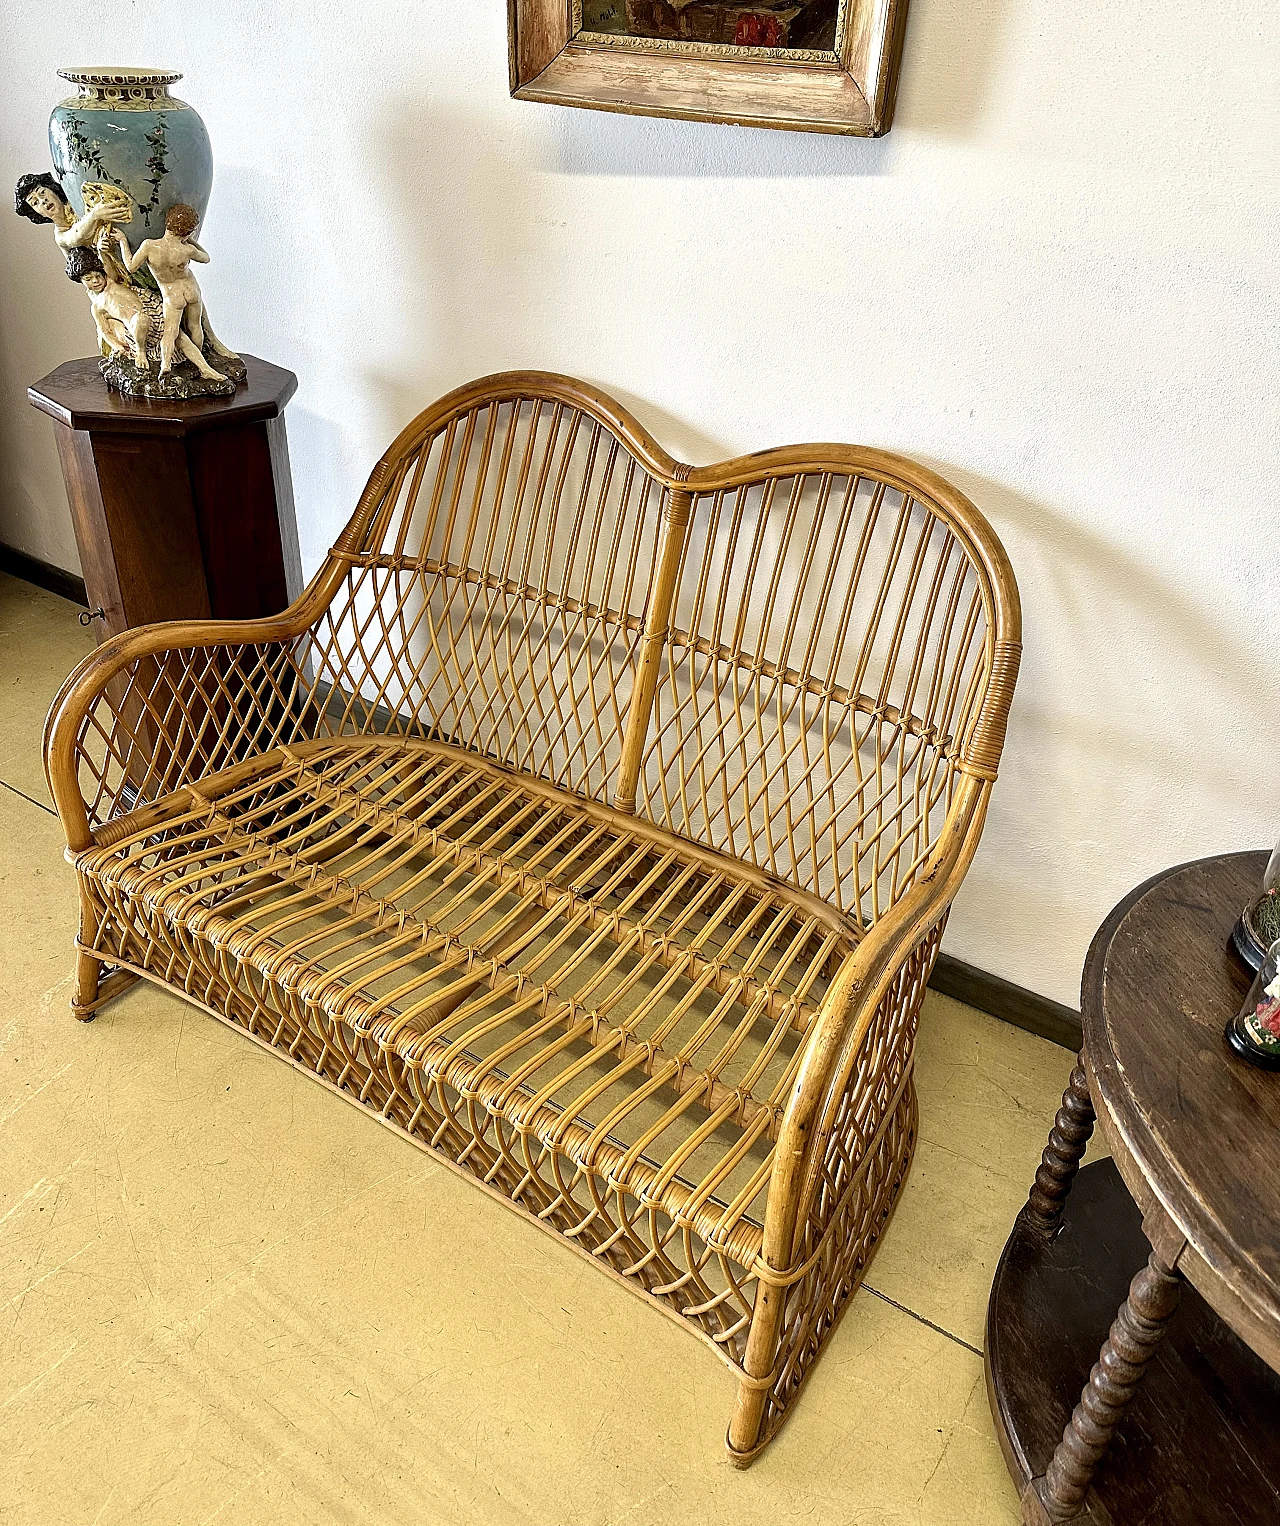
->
[860,1282,984,1359]
[0,779,56,818]
[914,1126,1045,1187]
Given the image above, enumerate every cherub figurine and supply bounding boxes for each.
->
[16,171,241,398]
[66,244,228,384]
[115,204,240,378]
[64,246,151,365]
[15,171,127,280]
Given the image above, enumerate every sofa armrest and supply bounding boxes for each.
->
[726,779,994,1456]
[43,576,341,854]
[764,772,993,1274]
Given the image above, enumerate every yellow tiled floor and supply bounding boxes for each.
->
[0,571,1081,1525]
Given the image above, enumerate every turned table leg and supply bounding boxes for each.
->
[1020,1053,1097,1240]
[1023,1249,1183,1525]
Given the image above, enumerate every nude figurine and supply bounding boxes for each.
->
[64,246,151,364]
[14,172,128,282]
[115,204,239,377]
[65,243,224,381]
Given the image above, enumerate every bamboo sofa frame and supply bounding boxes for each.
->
[44,372,1020,1463]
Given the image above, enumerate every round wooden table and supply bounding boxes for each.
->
[986,852,1280,1525]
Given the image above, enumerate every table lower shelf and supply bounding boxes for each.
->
[986,1159,1280,1526]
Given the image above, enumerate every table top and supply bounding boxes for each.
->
[28,355,297,437]
[1083,850,1280,1371]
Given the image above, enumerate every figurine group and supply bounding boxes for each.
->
[15,171,243,398]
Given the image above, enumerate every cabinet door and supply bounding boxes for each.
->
[55,426,211,642]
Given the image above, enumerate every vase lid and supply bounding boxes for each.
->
[58,67,183,87]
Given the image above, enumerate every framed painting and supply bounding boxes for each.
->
[507,0,910,136]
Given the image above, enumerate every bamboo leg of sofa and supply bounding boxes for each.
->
[70,880,138,1020]
[70,958,139,1019]
[71,949,102,1021]
[70,880,103,1021]
[726,1275,788,1465]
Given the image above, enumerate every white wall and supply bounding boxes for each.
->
[2,2,1278,1006]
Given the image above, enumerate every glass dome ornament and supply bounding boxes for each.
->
[1226,937,1280,1070]
[1232,835,1280,971]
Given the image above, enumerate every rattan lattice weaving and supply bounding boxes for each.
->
[44,372,1020,1462]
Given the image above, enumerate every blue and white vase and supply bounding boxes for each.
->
[49,67,213,251]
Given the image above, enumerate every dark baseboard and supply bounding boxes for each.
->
[930,952,1082,1051]
[0,543,87,607]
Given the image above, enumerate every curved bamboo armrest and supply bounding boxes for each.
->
[766,771,991,1273]
[43,449,405,854]
[725,773,990,1453]
[43,571,342,854]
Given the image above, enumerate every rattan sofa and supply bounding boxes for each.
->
[44,372,1020,1463]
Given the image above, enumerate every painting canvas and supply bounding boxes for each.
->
[578,1,842,53]
[509,0,910,136]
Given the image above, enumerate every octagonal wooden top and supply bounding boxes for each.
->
[29,355,297,437]
[1083,850,1280,1372]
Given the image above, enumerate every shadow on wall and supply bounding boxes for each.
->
[918,461,1273,998]
[204,162,368,569]
[896,0,1017,138]
[344,97,572,459]
[934,463,1273,813]
[0,201,103,566]
[214,100,570,561]
[549,105,896,178]
[207,163,322,382]
[586,381,734,466]
[545,0,1017,176]
[343,97,831,475]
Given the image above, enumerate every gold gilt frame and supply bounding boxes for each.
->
[508,0,911,136]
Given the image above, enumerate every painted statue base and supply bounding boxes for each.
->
[99,349,244,399]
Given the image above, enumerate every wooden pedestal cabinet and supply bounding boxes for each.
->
[29,355,301,642]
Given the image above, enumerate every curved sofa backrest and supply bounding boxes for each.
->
[314,372,680,806]
[314,372,1020,928]
[645,450,1020,923]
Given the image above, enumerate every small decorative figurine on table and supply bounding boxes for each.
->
[13,66,242,399]
[1233,834,1280,971]
[1226,938,1280,1071]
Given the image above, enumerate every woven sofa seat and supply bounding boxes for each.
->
[77,735,857,1264]
[47,372,1020,1462]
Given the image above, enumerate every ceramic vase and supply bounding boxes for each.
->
[49,67,213,251]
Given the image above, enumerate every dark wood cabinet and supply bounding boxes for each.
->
[29,355,301,642]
